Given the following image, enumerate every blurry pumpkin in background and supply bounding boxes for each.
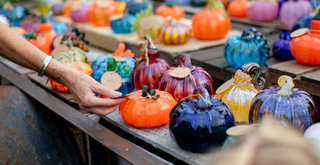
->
[158,17,191,45]
[88,0,118,27]
[155,2,185,21]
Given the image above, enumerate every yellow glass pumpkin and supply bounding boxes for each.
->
[159,17,191,45]
[215,63,265,123]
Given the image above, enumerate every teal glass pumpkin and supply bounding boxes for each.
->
[91,58,134,96]
[111,14,136,34]
[47,20,69,35]
[169,87,235,153]
[91,54,135,71]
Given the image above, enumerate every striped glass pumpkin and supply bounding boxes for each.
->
[247,0,278,22]
[88,1,117,27]
[158,18,191,45]
[280,0,313,28]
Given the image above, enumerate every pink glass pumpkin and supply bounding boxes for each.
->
[158,53,216,102]
[133,35,170,89]
[280,0,313,28]
[70,2,90,23]
[247,0,278,22]
[20,16,41,33]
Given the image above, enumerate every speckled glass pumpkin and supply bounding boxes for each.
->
[126,0,150,14]
[158,53,215,102]
[249,75,319,131]
[192,0,230,40]
[215,63,265,123]
[273,32,294,61]
[247,0,278,22]
[165,0,190,5]
[20,16,41,33]
[224,27,270,69]
[169,87,235,153]
[293,14,313,31]
[91,58,134,96]
[290,12,320,65]
[133,35,170,89]
[111,14,136,34]
[0,3,25,26]
[155,3,185,21]
[70,2,90,23]
[88,1,117,27]
[119,85,177,128]
[280,0,313,28]
[158,18,191,45]
[227,0,248,17]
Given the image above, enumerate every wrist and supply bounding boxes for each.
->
[45,59,78,86]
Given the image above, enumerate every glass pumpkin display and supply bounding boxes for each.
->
[155,2,185,21]
[273,32,294,61]
[280,0,313,28]
[91,58,134,96]
[293,14,312,31]
[25,33,51,55]
[0,14,10,26]
[224,27,270,69]
[158,18,191,45]
[158,53,215,102]
[215,63,265,123]
[164,0,190,5]
[91,43,135,71]
[227,0,248,18]
[52,3,64,16]
[119,85,177,128]
[0,2,25,26]
[69,1,90,23]
[132,5,161,40]
[290,11,320,65]
[88,1,117,27]
[110,14,136,34]
[192,0,231,40]
[133,35,170,89]
[247,0,278,22]
[249,75,319,131]
[169,87,235,153]
[126,0,150,15]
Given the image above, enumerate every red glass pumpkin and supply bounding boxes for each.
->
[158,53,216,102]
[119,85,177,128]
[132,35,170,89]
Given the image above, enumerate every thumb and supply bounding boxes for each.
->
[96,84,122,98]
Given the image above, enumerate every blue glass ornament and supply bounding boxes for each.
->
[169,87,235,153]
[91,54,135,72]
[126,1,150,14]
[293,14,312,31]
[165,0,190,5]
[47,20,69,35]
[0,5,25,26]
[111,14,136,34]
[224,27,270,69]
[91,58,134,96]
[273,32,294,61]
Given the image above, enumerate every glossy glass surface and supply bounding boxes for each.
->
[158,53,215,102]
[164,0,190,5]
[291,19,320,65]
[169,87,235,153]
[215,63,264,123]
[247,0,278,22]
[91,54,135,71]
[227,0,248,18]
[70,3,89,23]
[293,14,312,31]
[133,6,160,40]
[48,20,69,36]
[111,14,136,34]
[158,19,191,45]
[280,0,313,28]
[273,32,294,61]
[0,5,25,26]
[249,76,319,132]
[221,136,239,151]
[126,1,150,14]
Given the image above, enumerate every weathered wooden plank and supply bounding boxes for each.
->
[0,58,35,75]
[301,70,320,85]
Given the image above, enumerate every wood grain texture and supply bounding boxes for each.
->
[0,59,35,75]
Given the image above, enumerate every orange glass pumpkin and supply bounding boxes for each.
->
[290,12,320,66]
[25,33,51,55]
[88,1,118,27]
[155,2,185,21]
[192,0,231,40]
[63,0,79,17]
[114,1,126,14]
[119,85,177,128]
[11,26,26,35]
[227,0,248,17]
[38,23,57,49]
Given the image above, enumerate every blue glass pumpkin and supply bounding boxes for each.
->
[310,0,320,9]
[91,58,134,96]
[293,14,312,31]
[169,87,235,153]
[47,20,69,36]
[249,75,319,132]
[165,0,190,5]
[91,54,135,71]
[111,14,136,34]
[126,1,150,15]
[0,3,25,26]
[224,27,270,69]
[273,32,294,61]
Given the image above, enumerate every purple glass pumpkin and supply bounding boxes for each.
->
[273,32,294,61]
[158,53,216,102]
[247,0,278,22]
[20,16,41,33]
[280,0,313,28]
[70,2,90,23]
[132,35,170,89]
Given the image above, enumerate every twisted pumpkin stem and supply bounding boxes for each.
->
[240,63,265,90]
[277,75,294,96]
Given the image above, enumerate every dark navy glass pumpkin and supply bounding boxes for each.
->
[293,14,312,31]
[273,32,294,61]
[0,5,25,26]
[91,54,135,71]
[224,27,270,69]
[169,87,235,153]
[91,58,134,96]
[111,14,136,34]
[126,1,150,15]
